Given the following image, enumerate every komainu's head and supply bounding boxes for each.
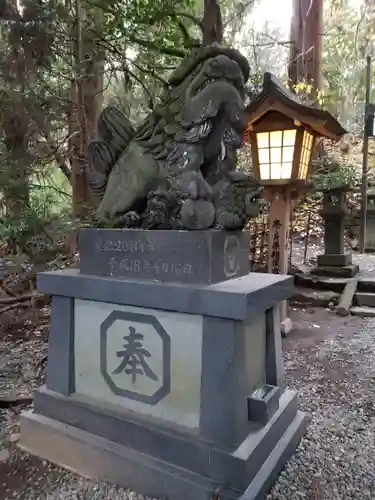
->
[156,44,251,181]
[168,44,250,90]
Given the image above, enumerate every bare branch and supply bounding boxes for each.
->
[223,0,255,28]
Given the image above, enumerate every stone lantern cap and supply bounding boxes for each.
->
[245,72,347,140]
[321,189,348,216]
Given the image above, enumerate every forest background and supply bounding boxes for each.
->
[0,0,371,257]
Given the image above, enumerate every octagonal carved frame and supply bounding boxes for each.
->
[100,310,171,405]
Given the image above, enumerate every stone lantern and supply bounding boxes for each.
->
[365,188,375,252]
[245,73,346,333]
[313,188,358,277]
[365,104,375,138]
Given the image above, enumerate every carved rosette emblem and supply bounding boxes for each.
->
[223,235,241,277]
[100,311,171,405]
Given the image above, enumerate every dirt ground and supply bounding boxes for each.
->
[286,306,364,350]
[0,306,369,499]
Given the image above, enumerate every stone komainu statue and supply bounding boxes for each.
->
[86,43,261,230]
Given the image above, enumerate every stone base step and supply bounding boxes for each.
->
[355,292,375,308]
[310,264,359,279]
[350,306,375,317]
[290,288,340,307]
[20,405,307,500]
[358,278,375,293]
[294,273,348,292]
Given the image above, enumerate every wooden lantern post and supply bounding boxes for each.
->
[244,73,346,335]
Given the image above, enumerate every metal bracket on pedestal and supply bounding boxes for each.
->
[247,385,280,425]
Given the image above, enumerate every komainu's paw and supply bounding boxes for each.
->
[118,211,141,228]
[180,199,215,230]
[215,211,243,230]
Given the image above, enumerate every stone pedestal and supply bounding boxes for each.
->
[313,189,359,278]
[20,229,306,500]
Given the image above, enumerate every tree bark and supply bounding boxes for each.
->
[202,0,223,45]
[2,86,30,217]
[288,0,324,96]
[70,0,105,218]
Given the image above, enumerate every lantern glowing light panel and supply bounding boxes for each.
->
[298,130,314,181]
[256,129,296,181]
[254,126,316,184]
[245,73,346,186]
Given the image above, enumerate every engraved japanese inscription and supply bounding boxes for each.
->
[79,229,251,284]
[113,326,158,383]
[100,311,171,405]
[99,236,195,279]
[80,230,198,282]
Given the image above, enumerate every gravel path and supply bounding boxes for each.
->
[267,312,375,500]
[2,310,375,499]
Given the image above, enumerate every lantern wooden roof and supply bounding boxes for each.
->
[244,72,347,142]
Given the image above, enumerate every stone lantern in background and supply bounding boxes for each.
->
[244,73,347,334]
[312,188,359,278]
[365,188,375,252]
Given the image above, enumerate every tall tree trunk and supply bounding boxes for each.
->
[2,116,30,254]
[202,0,223,45]
[70,0,104,219]
[288,0,324,97]
[0,1,29,228]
